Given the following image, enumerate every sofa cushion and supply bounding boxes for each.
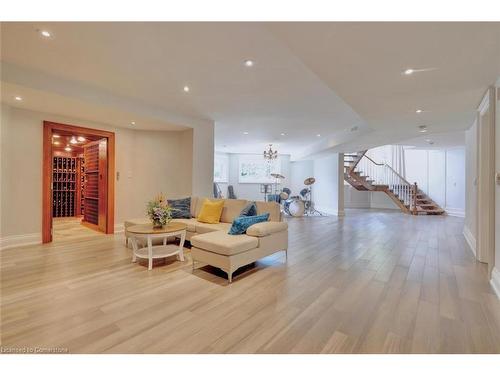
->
[168,197,191,219]
[191,231,259,256]
[220,199,248,223]
[246,221,288,237]
[198,199,225,224]
[195,222,231,234]
[255,201,281,222]
[239,201,257,217]
[228,213,270,235]
[171,218,197,232]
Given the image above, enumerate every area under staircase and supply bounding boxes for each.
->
[344,151,445,215]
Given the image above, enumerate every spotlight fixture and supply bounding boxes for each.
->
[426,139,434,145]
[131,121,136,126]
[183,86,190,93]
[53,134,60,138]
[14,96,22,101]
[418,125,428,133]
[350,126,359,132]
[244,59,254,67]
[243,131,249,135]
[280,133,286,136]
[64,146,72,152]
[53,141,60,145]
[70,137,78,144]
[403,67,436,76]
[416,109,423,113]
[316,134,321,137]
[40,30,52,38]
[77,136,86,142]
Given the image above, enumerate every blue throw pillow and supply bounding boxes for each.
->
[228,213,269,235]
[239,202,257,217]
[167,197,191,219]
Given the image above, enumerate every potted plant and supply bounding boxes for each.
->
[147,193,175,228]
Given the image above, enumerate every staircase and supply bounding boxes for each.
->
[344,151,445,215]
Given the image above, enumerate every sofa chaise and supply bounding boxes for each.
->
[124,197,288,282]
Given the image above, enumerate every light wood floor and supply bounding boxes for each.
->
[52,217,103,243]
[2,209,500,353]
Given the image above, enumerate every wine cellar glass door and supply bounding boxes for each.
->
[82,139,108,232]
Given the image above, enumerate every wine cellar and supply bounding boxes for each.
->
[43,121,114,243]
[52,156,85,217]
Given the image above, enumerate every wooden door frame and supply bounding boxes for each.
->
[476,88,495,275]
[42,121,115,243]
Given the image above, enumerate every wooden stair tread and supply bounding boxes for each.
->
[343,150,445,215]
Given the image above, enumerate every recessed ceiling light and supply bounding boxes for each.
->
[64,146,72,152]
[183,86,190,93]
[14,96,22,101]
[40,30,52,38]
[426,139,434,145]
[416,109,423,113]
[77,136,86,142]
[403,69,415,75]
[53,141,60,145]
[280,133,286,136]
[243,131,249,135]
[131,121,136,126]
[53,134,60,138]
[244,59,254,67]
[70,137,78,144]
[316,134,321,137]
[418,125,428,133]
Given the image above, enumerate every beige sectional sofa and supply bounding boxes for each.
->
[124,197,288,283]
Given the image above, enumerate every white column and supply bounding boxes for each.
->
[313,153,344,216]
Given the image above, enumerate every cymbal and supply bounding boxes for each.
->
[304,177,316,185]
[271,173,285,179]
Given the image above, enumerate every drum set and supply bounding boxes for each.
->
[278,176,325,217]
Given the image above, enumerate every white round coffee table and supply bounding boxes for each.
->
[127,222,187,270]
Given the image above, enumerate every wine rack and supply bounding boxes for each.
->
[52,157,79,217]
[83,142,100,225]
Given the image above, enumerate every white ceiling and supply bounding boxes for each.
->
[1,22,499,158]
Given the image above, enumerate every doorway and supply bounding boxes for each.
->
[42,121,115,243]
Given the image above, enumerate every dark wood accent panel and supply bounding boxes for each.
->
[83,140,101,226]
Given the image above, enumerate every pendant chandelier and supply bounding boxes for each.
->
[263,144,278,161]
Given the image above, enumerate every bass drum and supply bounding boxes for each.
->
[284,198,305,217]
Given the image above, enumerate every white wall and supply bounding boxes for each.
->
[405,147,465,217]
[0,105,214,243]
[313,154,344,215]
[290,160,314,197]
[344,185,370,208]
[217,153,291,202]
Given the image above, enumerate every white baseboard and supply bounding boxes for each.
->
[463,225,477,257]
[114,224,124,233]
[0,233,42,250]
[491,267,500,300]
[445,207,465,217]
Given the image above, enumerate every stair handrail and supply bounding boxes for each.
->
[349,150,368,171]
[356,154,412,186]
[351,152,415,213]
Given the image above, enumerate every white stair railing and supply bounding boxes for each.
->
[352,154,415,210]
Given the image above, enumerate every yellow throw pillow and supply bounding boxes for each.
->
[197,199,225,224]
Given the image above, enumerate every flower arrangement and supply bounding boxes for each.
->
[147,193,175,228]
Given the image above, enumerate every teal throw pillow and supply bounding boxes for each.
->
[228,213,269,235]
